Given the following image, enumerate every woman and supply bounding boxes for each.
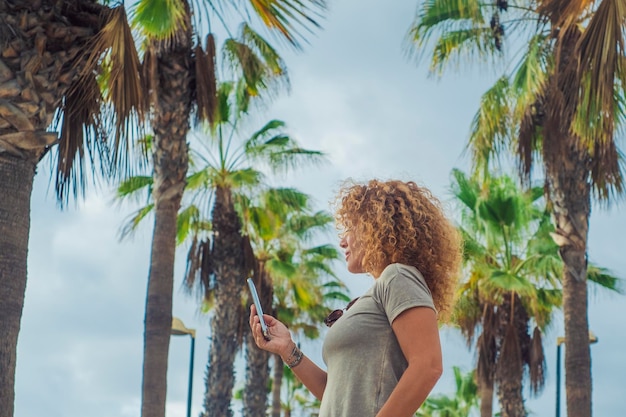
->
[249,179,462,417]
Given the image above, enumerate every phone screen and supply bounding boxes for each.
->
[247,278,270,340]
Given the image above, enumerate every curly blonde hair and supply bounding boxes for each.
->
[334,179,462,321]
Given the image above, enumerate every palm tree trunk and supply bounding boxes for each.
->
[141,202,181,417]
[496,294,529,417]
[244,271,272,416]
[244,331,270,416]
[203,186,247,417]
[141,5,193,416]
[0,3,105,416]
[545,28,593,417]
[548,146,592,417]
[479,380,494,417]
[271,354,284,417]
[0,154,37,417]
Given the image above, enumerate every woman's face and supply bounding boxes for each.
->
[339,230,366,274]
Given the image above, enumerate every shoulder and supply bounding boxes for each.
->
[377,263,430,293]
[373,263,436,322]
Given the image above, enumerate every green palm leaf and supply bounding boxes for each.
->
[117,175,153,199]
[131,0,188,41]
[468,76,512,173]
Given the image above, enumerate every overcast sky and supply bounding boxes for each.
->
[15,0,626,416]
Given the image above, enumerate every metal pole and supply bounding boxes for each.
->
[186,335,195,417]
[556,343,562,417]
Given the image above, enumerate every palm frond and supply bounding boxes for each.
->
[55,70,104,204]
[451,168,479,210]
[511,34,553,167]
[407,0,487,65]
[223,37,269,97]
[586,264,623,294]
[487,270,535,296]
[410,0,485,41]
[214,81,235,125]
[468,76,513,175]
[195,33,218,126]
[247,0,326,49]
[430,27,499,75]
[528,326,546,395]
[537,0,594,38]
[176,204,201,244]
[132,0,189,48]
[228,167,264,188]
[495,321,523,381]
[117,175,153,199]
[119,203,155,240]
[511,34,552,122]
[249,119,287,143]
[241,23,288,78]
[90,6,146,171]
[573,0,626,145]
[184,237,214,301]
[262,187,310,213]
[186,167,215,190]
[55,6,146,205]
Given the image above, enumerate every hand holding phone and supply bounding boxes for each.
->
[247,278,270,340]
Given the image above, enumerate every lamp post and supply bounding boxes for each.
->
[171,317,196,417]
[556,331,598,417]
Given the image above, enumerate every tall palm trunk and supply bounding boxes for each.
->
[476,307,497,417]
[496,293,529,417]
[244,331,271,416]
[478,378,494,417]
[244,269,273,416]
[141,7,193,417]
[0,154,36,417]
[548,142,592,417]
[0,2,104,416]
[545,28,593,417]
[203,186,247,417]
[271,354,284,417]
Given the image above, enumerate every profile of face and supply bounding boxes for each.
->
[339,230,366,274]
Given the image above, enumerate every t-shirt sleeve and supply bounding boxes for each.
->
[374,264,436,324]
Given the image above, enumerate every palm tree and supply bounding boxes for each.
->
[416,366,479,417]
[132,4,194,416]
[450,170,621,417]
[408,2,625,415]
[0,3,145,416]
[238,188,344,416]
[129,1,327,415]
[1,0,327,415]
[451,169,562,417]
[137,79,326,416]
[120,185,342,417]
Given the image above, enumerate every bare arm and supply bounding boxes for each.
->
[249,305,328,400]
[376,307,443,417]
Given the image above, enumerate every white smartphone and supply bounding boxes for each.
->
[247,278,270,340]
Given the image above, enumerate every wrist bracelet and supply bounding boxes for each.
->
[284,343,304,368]
[284,343,298,362]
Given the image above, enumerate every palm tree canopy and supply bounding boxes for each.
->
[407,0,626,200]
[131,0,327,50]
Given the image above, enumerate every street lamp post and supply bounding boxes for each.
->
[171,317,196,417]
[555,331,598,417]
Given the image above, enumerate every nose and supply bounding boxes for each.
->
[339,236,347,248]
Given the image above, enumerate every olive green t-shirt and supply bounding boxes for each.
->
[319,263,436,417]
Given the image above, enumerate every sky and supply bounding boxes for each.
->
[14,0,626,416]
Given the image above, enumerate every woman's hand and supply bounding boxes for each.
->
[249,305,294,360]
